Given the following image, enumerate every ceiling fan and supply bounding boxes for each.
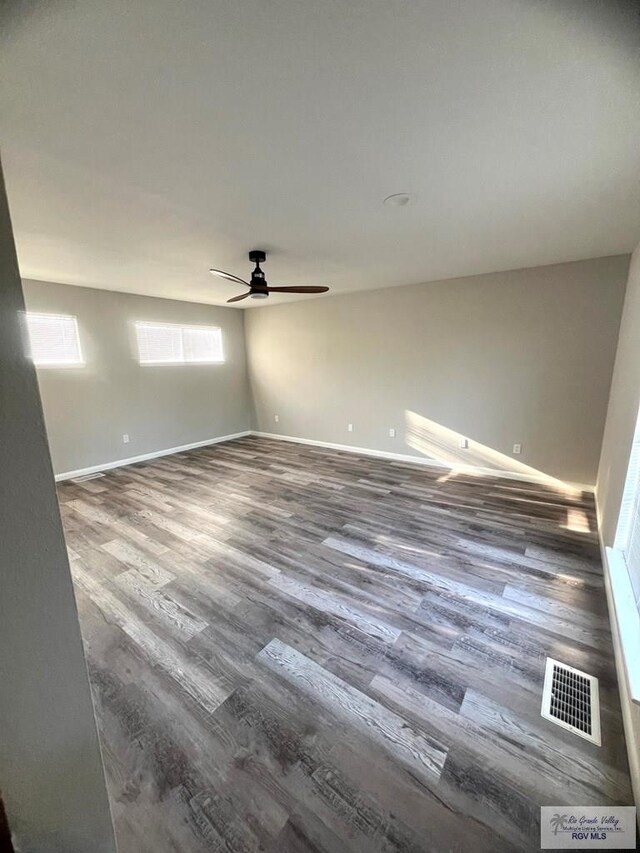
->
[209,250,330,303]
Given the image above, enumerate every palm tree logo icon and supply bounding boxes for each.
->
[550,814,569,835]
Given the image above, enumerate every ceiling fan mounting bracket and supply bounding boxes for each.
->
[249,249,266,265]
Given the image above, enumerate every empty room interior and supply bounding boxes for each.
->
[2,2,640,852]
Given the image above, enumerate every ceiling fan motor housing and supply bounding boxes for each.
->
[249,249,268,288]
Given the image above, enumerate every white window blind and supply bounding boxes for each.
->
[183,327,221,362]
[135,322,223,364]
[615,407,640,607]
[26,313,84,367]
[626,496,640,605]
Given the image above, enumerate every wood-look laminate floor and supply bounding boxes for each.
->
[58,436,633,852]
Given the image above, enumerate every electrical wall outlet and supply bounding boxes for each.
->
[123,434,130,444]
[389,428,396,438]
[513,443,522,455]
[274,414,279,423]
[347,423,353,432]
[458,437,468,449]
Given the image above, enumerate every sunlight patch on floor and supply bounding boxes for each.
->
[564,507,591,533]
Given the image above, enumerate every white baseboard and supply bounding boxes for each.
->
[55,427,594,493]
[54,430,252,482]
[252,431,594,492]
[254,430,450,466]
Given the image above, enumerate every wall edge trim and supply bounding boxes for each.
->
[251,431,594,492]
[54,430,252,481]
[56,428,595,490]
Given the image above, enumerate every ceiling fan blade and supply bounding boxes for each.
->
[227,292,250,303]
[265,286,330,294]
[209,268,251,287]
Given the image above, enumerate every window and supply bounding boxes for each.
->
[614,405,640,607]
[26,313,84,367]
[608,403,640,705]
[135,322,224,365]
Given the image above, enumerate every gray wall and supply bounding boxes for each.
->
[23,279,252,476]
[596,244,640,811]
[0,167,116,849]
[246,255,629,485]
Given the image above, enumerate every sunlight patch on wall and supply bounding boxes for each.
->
[404,410,582,497]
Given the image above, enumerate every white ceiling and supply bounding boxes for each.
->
[1,0,639,308]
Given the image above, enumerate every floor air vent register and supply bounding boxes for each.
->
[70,472,105,483]
[541,658,601,746]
